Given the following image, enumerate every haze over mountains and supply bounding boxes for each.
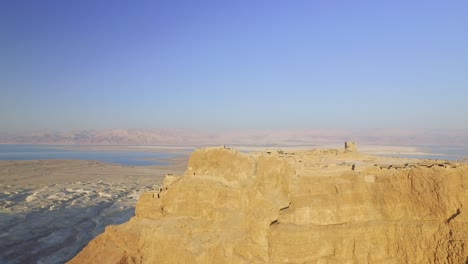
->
[1,129,467,147]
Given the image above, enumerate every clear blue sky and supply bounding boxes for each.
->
[1,0,467,132]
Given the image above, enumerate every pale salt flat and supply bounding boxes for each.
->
[0,157,188,264]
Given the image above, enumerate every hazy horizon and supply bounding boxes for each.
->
[1,128,468,147]
[1,1,467,132]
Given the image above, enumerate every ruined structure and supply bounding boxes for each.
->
[344,141,357,152]
[70,146,468,263]
[377,161,458,170]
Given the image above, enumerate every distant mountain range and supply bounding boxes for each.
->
[0,129,467,147]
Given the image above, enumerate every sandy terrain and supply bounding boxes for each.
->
[0,156,188,264]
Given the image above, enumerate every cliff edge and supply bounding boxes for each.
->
[69,146,468,263]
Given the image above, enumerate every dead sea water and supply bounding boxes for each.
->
[383,145,468,161]
[0,144,178,166]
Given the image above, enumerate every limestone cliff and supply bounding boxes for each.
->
[69,147,468,263]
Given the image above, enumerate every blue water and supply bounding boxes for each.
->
[0,145,179,166]
[385,146,468,161]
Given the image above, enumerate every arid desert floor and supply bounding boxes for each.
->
[0,154,189,264]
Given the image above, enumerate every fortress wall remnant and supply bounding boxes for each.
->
[345,141,357,152]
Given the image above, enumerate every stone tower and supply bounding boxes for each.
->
[344,141,357,152]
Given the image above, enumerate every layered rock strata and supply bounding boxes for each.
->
[70,147,468,263]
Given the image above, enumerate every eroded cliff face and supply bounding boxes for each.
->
[69,147,468,263]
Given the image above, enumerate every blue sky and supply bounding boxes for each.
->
[1,0,467,132]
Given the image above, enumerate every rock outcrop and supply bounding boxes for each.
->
[69,146,468,263]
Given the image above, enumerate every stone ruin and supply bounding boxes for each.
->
[344,141,357,152]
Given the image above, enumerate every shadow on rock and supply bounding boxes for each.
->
[0,203,134,264]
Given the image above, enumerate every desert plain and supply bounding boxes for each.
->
[0,148,189,264]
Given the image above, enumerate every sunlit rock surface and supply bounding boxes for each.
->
[70,147,468,263]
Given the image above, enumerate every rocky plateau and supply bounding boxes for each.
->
[70,145,468,263]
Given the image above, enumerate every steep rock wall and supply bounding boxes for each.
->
[69,147,468,263]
